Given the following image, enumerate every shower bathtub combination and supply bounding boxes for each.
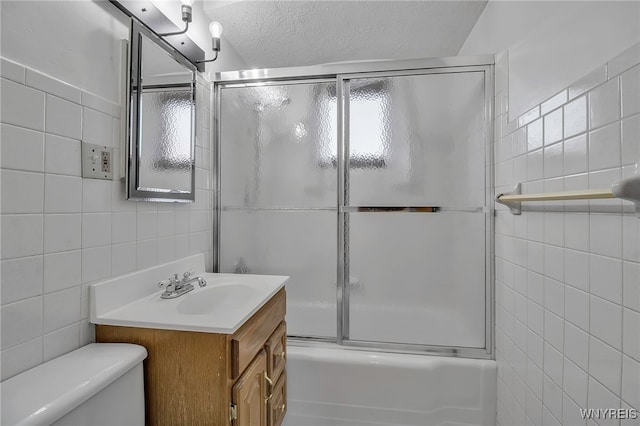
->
[213,56,497,425]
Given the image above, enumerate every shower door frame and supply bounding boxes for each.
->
[213,55,495,360]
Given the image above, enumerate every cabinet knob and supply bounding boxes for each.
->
[280,403,286,412]
[276,352,286,362]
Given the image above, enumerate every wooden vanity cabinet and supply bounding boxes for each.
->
[96,288,287,426]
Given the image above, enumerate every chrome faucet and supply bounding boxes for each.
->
[158,271,207,299]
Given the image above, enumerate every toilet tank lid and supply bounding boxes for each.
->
[1,343,147,426]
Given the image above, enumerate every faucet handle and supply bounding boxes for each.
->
[158,279,170,288]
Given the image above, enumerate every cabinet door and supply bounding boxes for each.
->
[232,350,268,426]
[265,322,287,381]
[269,372,287,426]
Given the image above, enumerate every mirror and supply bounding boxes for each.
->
[126,18,197,202]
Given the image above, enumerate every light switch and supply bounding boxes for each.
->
[82,142,114,180]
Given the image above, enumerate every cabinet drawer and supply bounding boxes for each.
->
[269,371,287,426]
[232,289,286,379]
[266,322,286,381]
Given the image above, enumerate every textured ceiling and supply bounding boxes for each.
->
[202,0,488,69]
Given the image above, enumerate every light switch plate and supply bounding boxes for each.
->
[82,142,114,180]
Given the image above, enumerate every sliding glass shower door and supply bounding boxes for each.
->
[342,72,487,349]
[216,62,492,356]
[218,81,338,339]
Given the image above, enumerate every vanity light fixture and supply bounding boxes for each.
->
[196,21,223,64]
[157,0,194,37]
[155,0,222,64]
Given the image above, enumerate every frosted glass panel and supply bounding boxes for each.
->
[220,83,336,207]
[139,89,192,191]
[348,73,486,207]
[348,212,486,348]
[220,210,336,338]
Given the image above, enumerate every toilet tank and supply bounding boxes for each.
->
[1,343,147,426]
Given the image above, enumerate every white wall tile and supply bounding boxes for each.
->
[81,92,120,118]
[43,287,81,333]
[591,295,623,350]
[565,285,590,331]
[563,392,588,426]
[137,211,158,240]
[82,107,113,147]
[111,181,136,212]
[564,96,588,138]
[544,143,564,178]
[623,308,640,362]
[45,134,81,176]
[0,124,44,172]
[544,109,564,146]
[81,246,111,284]
[112,211,136,244]
[621,115,639,167]
[157,236,175,263]
[43,322,80,362]
[590,214,623,259]
[45,94,81,140]
[26,69,81,104]
[620,65,640,118]
[589,123,622,171]
[623,261,640,312]
[157,211,175,237]
[543,375,563,421]
[1,255,43,305]
[564,134,588,176]
[1,58,25,84]
[0,58,213,380]
[622,216,639,263]
[545,309,565,351]
[564,357,589,407]
[590,78,621,129]
[588,377,621,417]
[565,249,590,292]
[1,78,45,131]
[44,174,81,213]
[1,170,44,213]
[545,245,565,282]
[0,337,42,381]
[43,250,81,293]
[590,336,623,395]
[545,342,564,386]
[82,178,111,212]
[621,355,640,409]
[608,43,640,78]
[566,321,590,369]
[565,213,590,252]
[0,214,43,259]
[569,65,606,100]
[137,238,157,270]
[44,214,81,253]
[1,296,42,349]
[541,91,568,116]
[590,254,623,304]
[111,242,137,276]
[175,234,189,259]
[81,213,111,248]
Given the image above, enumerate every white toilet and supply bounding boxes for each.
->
[1,343,147,426]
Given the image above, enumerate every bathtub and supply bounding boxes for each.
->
[282,343,496,426]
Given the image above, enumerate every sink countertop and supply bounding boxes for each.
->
[90,257,288,334]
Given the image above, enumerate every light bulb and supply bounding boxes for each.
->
[209,21,223,38]
[181,0,195,6]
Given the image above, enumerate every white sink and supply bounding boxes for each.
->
[177,283,254,315]
[89,254,288,334]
